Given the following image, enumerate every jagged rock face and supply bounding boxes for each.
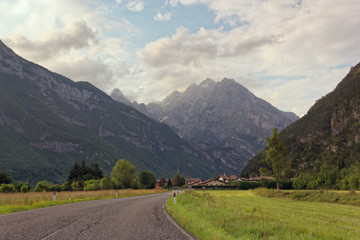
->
[0,40,218,184]
[111,78,298,174]
[152,78,297,163]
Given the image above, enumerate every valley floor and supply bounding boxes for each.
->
[166,189,360,240]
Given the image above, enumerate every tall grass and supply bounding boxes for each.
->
[254,188,360,206]
[166,190,360,240]
[0,189,165,214]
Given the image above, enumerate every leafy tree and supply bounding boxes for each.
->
[172,173,186,187]
[34,180,54,192]
[111,159,138,189]
[0,172,12,184]
[316,163,340,189]
[138,170,157,189]
[100,175,113,190]
[261,128,290,191]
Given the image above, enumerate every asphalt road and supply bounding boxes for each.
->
[0,192,195,240]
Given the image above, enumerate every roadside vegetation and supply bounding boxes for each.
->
[166,189,360,240]
[0,189,165,215]
[0,159,158,193]
[0,158,172,215]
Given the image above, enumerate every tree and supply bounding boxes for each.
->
[138,170,157,189]
[173,173,186,187]
[0,172,12,184]
[167,178,172,189]
[261,128,290,191]
[67,161,104,189]
[111,159,138,189]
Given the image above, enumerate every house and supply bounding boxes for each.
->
[155,178,167,188]
[201,178,227,186]
[185,178,201,186]
[218,174,238,183]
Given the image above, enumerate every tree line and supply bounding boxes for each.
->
[0,159,188,193]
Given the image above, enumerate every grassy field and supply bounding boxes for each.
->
[166,189,360,240]
[0,189,166,215]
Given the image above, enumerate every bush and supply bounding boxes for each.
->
[0,184,16,193]
[228,181,262,189]
[71,181,82,191]
[100,175,113,190]
[83,179,101,191]
[20,184,30,193]
[34,181,54,192]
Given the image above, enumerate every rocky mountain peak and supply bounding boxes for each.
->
[199,78,216,88]
[110,88,132,106]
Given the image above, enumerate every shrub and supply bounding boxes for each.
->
[0,184,16,193]
[100,175,113,190]
[34,181,54,192]
[20,184,30,193]
[83,179,101,191]
[71,181,82,191]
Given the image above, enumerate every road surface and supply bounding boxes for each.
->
[0,192,195,240]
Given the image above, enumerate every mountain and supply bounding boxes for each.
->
[111,78,298,174]
[242,63,360,180]
[0,40,218,185]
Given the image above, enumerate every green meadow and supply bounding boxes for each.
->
[166,189,360,240]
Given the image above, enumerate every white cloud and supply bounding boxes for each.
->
[52,56,115,90]
[154,12,172,21]
[6,20,98,62]
[132,0,360,116]
[1,0,359,116]
[127,0,144,12]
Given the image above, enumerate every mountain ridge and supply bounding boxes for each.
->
[111,77,299,173]
[0,40,218,184]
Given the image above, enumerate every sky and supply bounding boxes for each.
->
[1,0,359,116]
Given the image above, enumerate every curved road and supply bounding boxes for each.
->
[0,192,195,240]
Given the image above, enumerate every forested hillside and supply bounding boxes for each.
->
[242,63,360,189]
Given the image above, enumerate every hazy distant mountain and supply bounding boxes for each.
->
[242,63,360,178]
[111,78,298,173]
[0,40,218,184]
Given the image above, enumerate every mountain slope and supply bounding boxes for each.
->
[0,40,217,184]
[242,63,360,178]
[111,78,298,174]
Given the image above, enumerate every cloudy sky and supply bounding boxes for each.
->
[1,0,359,116]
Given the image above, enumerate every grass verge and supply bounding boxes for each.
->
[0,189,166,215]
[166,189,360,240]
[254,188,360,206]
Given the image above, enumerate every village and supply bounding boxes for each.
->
[155,174,276,188]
